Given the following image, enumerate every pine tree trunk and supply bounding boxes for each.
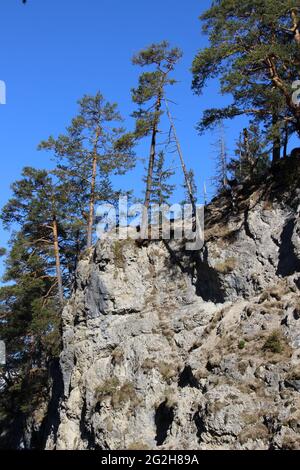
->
[75,228,81,270]
[87,140,99,248]
[141,93,162,237]
[272,139,281,163]
[283,123,289,159]
[52,215,64,307]
[86,127,101,248]
[144,94,162,209]
[243,128,251,171]
[272,113,281,164]
[291,9,300,45]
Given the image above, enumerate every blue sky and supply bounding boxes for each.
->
[0,0,285,276]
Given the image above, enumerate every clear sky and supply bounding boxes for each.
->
[0,0,255,275]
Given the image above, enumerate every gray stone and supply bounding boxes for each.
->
[28,172,300,450]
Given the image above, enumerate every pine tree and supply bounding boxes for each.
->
[0,164,94,441]
[212,123,229,192]
[192,1,300,159]
[39,92,135,248]
[1,167,68,306]
[228,124,270,182]
[182,170,198,206]
[0,232,61,442]
[131,42,182,232]
[150,151,175,206]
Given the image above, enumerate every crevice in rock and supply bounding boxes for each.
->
[38,359,64,449]
[162,240,226,303]
[281,315,288,326]
[79,397,95,449]
[178,365,199,389]
[162,240,189,277]
[293,309,300,320]
[95,402,102,413]
[193,411,206,442]
[194,261,225,303]
[276,218,300,277]
[284,380,300,393]
[193,247,225,303]
[154,400,174,446]
[206,360,217,372]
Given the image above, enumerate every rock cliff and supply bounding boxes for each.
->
[40,158,300,450]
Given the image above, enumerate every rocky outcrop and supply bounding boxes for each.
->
[41,158,300,450]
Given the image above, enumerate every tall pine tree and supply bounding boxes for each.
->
[131,42,182,231]
[192,1,300,159]
[0,231,61,446]
[1,168,69,306]
[39,92,135,248]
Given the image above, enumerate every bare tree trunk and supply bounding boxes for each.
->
[164,98,203,250]
[219,123,228,187]
[164,97,197,215]
[52,215,64,307]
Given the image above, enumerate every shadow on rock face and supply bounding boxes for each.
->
[178,365,199,389]
[276,218,300,277]
[155,400,174,446]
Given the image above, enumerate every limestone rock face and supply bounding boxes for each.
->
[43,162,300,450]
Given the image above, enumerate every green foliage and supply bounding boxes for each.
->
[1,167,76,290]
[39,92,135,246]
[4,4,298,442]
[132,42,182,211]
[0,93,136,438]
[0,234,61,360]
[211,123,229,191]
[262,331,283,354]
[148,151,175,206]
[132,42,182,139]
[181,169,197,205]
[228,124,270,182]
[0,233,61,435]
[192,1,300,152]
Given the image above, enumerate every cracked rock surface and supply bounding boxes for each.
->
[37,159,300,450]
